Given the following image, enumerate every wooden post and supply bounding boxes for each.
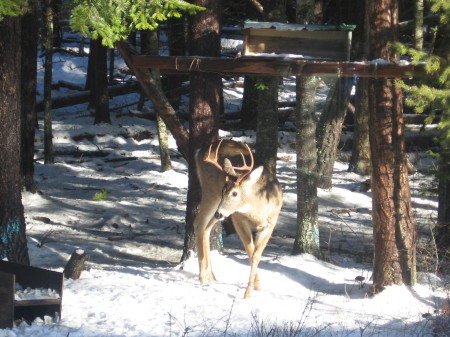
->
[64,249,89,280]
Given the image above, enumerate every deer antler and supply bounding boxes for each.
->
[204,139,225,172]
[204,140,254,184]
[234,144,254,184]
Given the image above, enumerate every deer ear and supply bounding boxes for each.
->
[223,158,238,177]
[247,166,264,184]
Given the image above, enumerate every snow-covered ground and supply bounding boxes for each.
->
[1,36,448,337]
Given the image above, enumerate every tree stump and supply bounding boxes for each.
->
[63,249,89,280]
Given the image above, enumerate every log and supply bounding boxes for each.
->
[63,249,89,280]
[36,82,140,112]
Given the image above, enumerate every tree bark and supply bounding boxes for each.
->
[243,0,286,173]
[142,29,173,172]
[254,76,280,174]
[316,77,353,189]
[43,0,54,164]
[292,0,321,257]
[348,77,371,175]
[348,0,371,175]
[434,21,450,264]
[64,249,89,280]
[292,76,321,257]
[181,0,222,261]
[21,1,38,193]
[0,16,30,265]
[414,0,424,51]
[165,17,188,110]
[240,76,258,128]
[90,38,111,124]
[368,0,416,292]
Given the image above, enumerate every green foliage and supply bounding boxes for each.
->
[70,0,204,47]
[93,189,109,201]
[254,79,269,91]
[393,2,450,151]
[0,0,27,20]
[429,0,450,24]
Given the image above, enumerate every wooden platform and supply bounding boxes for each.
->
[0,260,63,329]
[242,22,353,61]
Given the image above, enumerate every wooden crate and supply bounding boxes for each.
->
[242,22,353,61]
[0,260,63,329]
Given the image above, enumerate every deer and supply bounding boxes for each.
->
[193,139,283,298]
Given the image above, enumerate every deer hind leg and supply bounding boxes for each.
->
[193,201,220,285]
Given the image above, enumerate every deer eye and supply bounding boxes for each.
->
[232,191,238,197]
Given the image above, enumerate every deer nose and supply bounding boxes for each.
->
[214,211,222,220]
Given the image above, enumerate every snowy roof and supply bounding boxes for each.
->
[244,20,355,31]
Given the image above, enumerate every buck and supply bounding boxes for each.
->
[193,139,283,298]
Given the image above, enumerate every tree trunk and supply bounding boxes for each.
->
[64,249,89,280]
[181,0,222,262]
[316,77,353,189]
[348,77,371,175]
[292,0,321,257]
[240,76,259,128]
[434,21,450,264]
[254,76,280,174]
[0,16,30,265]
[165,17,188,110]
[368,0,416,292]
[292,76,321,257]
[91,38,111,124]
[21,1,38,193]
[142,29,173,172]
[437,150,450,263]
[244,0,286,173]
[348,0,371,175]
[414,0,424,51]
[43,0,54,164]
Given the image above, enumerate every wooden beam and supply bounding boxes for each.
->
[131,55,424,78]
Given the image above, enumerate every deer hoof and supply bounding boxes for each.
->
[199,272,216,285]
[244,288,252,299]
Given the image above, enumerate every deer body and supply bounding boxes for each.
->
[193,139,283,298]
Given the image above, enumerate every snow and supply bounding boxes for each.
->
[243,21,346,31]
[14,285,60,301]
[1,35,448,337]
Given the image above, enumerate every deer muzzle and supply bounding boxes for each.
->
[214,211,223,220]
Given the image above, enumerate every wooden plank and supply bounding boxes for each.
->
[15,299,61,307]
[0,260,63,296]
[131,55,423,78]
[0,271,15,329]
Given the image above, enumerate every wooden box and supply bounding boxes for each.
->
[242,21,353,61]
[0,260,63,329]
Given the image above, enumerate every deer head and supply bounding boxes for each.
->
[204,139,264,219]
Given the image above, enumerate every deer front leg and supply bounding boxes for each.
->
[244,225,275,299]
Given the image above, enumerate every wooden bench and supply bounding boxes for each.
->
[0,260,63,329]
